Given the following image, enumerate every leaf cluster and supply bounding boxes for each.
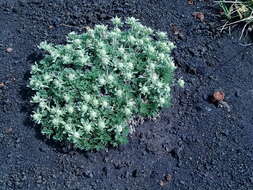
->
[29,17,175,150]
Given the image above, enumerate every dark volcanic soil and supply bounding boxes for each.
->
[0,0,252,189]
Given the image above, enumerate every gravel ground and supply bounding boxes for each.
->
[0,0,252,189]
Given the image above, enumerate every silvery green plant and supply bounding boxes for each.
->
[29,17,176,150]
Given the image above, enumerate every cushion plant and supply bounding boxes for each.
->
[29,17,176,150]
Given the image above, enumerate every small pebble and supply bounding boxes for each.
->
[6,48,13,53]
[212,91,225,102]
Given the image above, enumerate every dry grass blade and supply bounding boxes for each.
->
[216,0,253,38]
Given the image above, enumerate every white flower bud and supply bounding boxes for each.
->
[141,86,149,94]
[52,117,61,126]
[86,39,93,47]
[111,16,122,26]
[108,74,114,82]
[146,28,153,34]
[77,50,84,57]
[43,73,52,81]
[52,108,63,116]
[149,63,155,70]
[39,41,51,50]
[156,81,163,88]
[125,72,132,80]
[128,62,134,70]
[110,31,117,38]
[65,44,72,50]
[39,101,48,109]
[87,30,95,38]
[116,89,123,97]
[147,46,155,53]
[32,112,42,124]
[74,39,82,46]
[81,104,88,113]
[128,36,135,43]
[31,94,42,103]
[102,57,110,65]
[168,42,175,49]
[125,107,132,115]
[92,99,99,106]
[98,120,106,129]
[126,17,138,25]
[98,42,105,48]
[160,42,168,49]
[95,25,107,31]
[84,123,92,132]
[122,54,128,61]
[114,28,121,34]
[143,37,151,43]
[31,64,40,73]
[54,80,63,88]
[64,95,71,102]
[30,80,43,89]
[101,100,109,108]
[83,94,91,102]
[99,49,107,56]
[116,125,123,133]
[169,61,177,70]
[128,100,135,107]
[72,131,80,138]
[90,110,97,119]
[151,73,159,81]
[165,86,171,93]
[68,73,76,81]
[118,47,125,54]
[63,56,71,63]
[65,124,72,131]
[158,53,165,60]
[160,97,166,105]
[157,31,167,39]
[66,105,74,114]
[80,56,88,64]
[139,39,144,45]
[117,62,124,69]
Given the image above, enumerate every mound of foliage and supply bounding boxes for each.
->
[29,17,176,150]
